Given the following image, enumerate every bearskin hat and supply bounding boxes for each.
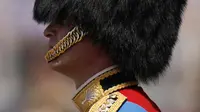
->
[33,0,187,83]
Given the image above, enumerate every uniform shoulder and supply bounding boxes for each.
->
[89,92,126,112]
[89,91,148,112]
[119,87,161,112]
[118,100,147,112]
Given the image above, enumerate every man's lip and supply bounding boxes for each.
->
[48,41,56,49]
[48,45,54,50]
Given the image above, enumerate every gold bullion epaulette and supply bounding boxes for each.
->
[89,92,127,112]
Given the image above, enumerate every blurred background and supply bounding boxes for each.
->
[0,0,199,112]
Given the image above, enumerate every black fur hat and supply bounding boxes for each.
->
[33,0,187,83]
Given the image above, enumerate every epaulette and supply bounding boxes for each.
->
[89,92,127,112]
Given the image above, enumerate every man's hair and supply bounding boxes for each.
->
[33,0,187,83]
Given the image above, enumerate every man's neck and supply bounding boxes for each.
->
[70,57,113,88]
[75,65,118,94]
[74,62,113,88]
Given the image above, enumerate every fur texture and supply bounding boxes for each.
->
[33,0,187,83]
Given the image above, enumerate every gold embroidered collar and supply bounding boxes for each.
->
[72,67,137,112]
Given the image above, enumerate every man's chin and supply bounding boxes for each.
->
[48,61,74,80]
[47,59,69,75]
[48,59,62,70]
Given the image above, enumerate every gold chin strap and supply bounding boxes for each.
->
[45,27,86,62]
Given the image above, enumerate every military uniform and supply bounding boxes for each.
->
[73,66,160,112]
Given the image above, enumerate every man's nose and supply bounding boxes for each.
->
[43,24,57,38]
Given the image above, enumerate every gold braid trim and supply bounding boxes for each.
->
[73,67,138,112]
[89,92,127,112]
[73,68,120,112]
[45,27,87,62]
[104,81,137,95]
